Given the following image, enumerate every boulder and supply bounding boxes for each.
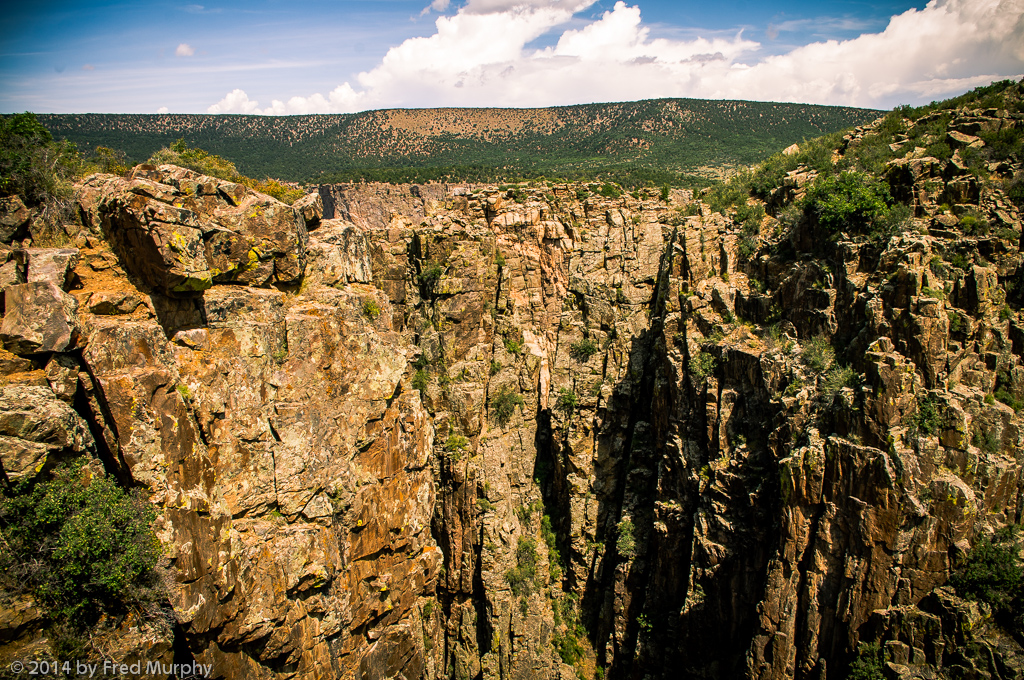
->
[90,166,308,295]
[0,259,23,299]
[0,196,29,243]
[0,281,80,354]
[23,247,80,289]
[0,384,94,480]
[305,219,372,286]
[0,348,34,375]
[45,354,80,402]
[293,192,324,229]
[946,129,984,149]
[85,290,143,315]
[106,201,213,295]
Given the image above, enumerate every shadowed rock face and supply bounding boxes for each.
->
[1,99,1024,680]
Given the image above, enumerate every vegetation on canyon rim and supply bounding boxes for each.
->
[0,459,165,655]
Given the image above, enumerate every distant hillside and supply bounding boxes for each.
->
[38,99,883,186]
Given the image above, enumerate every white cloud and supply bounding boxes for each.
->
[260,84,366,115]
[461,0,593,14]
[157,106,169,113]
[421,0,450,16]
[207,88,261,114]
[175,43,195,57]
[206,84,366,115]
[209,0,1024,115]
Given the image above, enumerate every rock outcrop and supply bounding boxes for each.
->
[2,86,1024,680]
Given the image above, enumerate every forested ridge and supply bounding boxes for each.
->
[36,98,881,187]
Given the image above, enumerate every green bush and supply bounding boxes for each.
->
[89,146,131,176]
[362,299,381,320]
[803,172,895,238]
[555,388,578,414]
[0,113,84,229]
[0,460,162,623]
[848,641,885,680]
[980,126,1024,163]
[616,518,636,558]
[541,514,558,553]
[491,386,524,427]
[821,364,857,401]
[690,351,717,381]
[418,263,444,295]
[505,537,538,596]
[960,212,990,236]
[738,235,758,260]
[949,527,1023,635]
[554,629,585,665]
[444,434,469,459]
[599,183,622,199]
[908,395,942,437]
[950,252,971,270]
[149,139,303,204]
[1005,176,1024,211]
[412,368,429,394]
[994,386,1024,412]
[924,140,953,160]
[569,338,599,362]
[972,426,1001,454]
[801,337,835,372]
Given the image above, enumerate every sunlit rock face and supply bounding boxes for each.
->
[2,92,1024,679]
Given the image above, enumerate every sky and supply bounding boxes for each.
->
[1,0,1022,115]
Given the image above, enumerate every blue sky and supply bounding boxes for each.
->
[1,0,1021,114]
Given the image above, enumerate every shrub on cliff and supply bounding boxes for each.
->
[555,388,578,414]
[491,387,524,427]
[0,112,84,227]
[0,459,163,623]
[418,262,444,296]
[505,537,538,596]
[149,139,303,204]
[616,519,636,558]
[848,642,885,680]
[803,171,893,238]
[949,526,1023,635]
[569,338,599,362]
[801,337,835,372]
[690,350,717,381]
[88,145,131,176]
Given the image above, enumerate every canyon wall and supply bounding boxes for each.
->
[1,101,1023,680]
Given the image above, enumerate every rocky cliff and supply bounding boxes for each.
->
[1,85,1023,680]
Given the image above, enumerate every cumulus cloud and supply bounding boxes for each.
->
[175,43,195,57]
[421,0,450,16]
[157,106,170,113]
[206,85,365,115]
[209,0,1024,115]
[460,0,594,14]
[207,88,261,114]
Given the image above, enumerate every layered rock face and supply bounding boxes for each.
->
[2,100,1024,680]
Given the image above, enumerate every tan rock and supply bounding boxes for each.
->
[0,195,29,243]
[0,281,80,354]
